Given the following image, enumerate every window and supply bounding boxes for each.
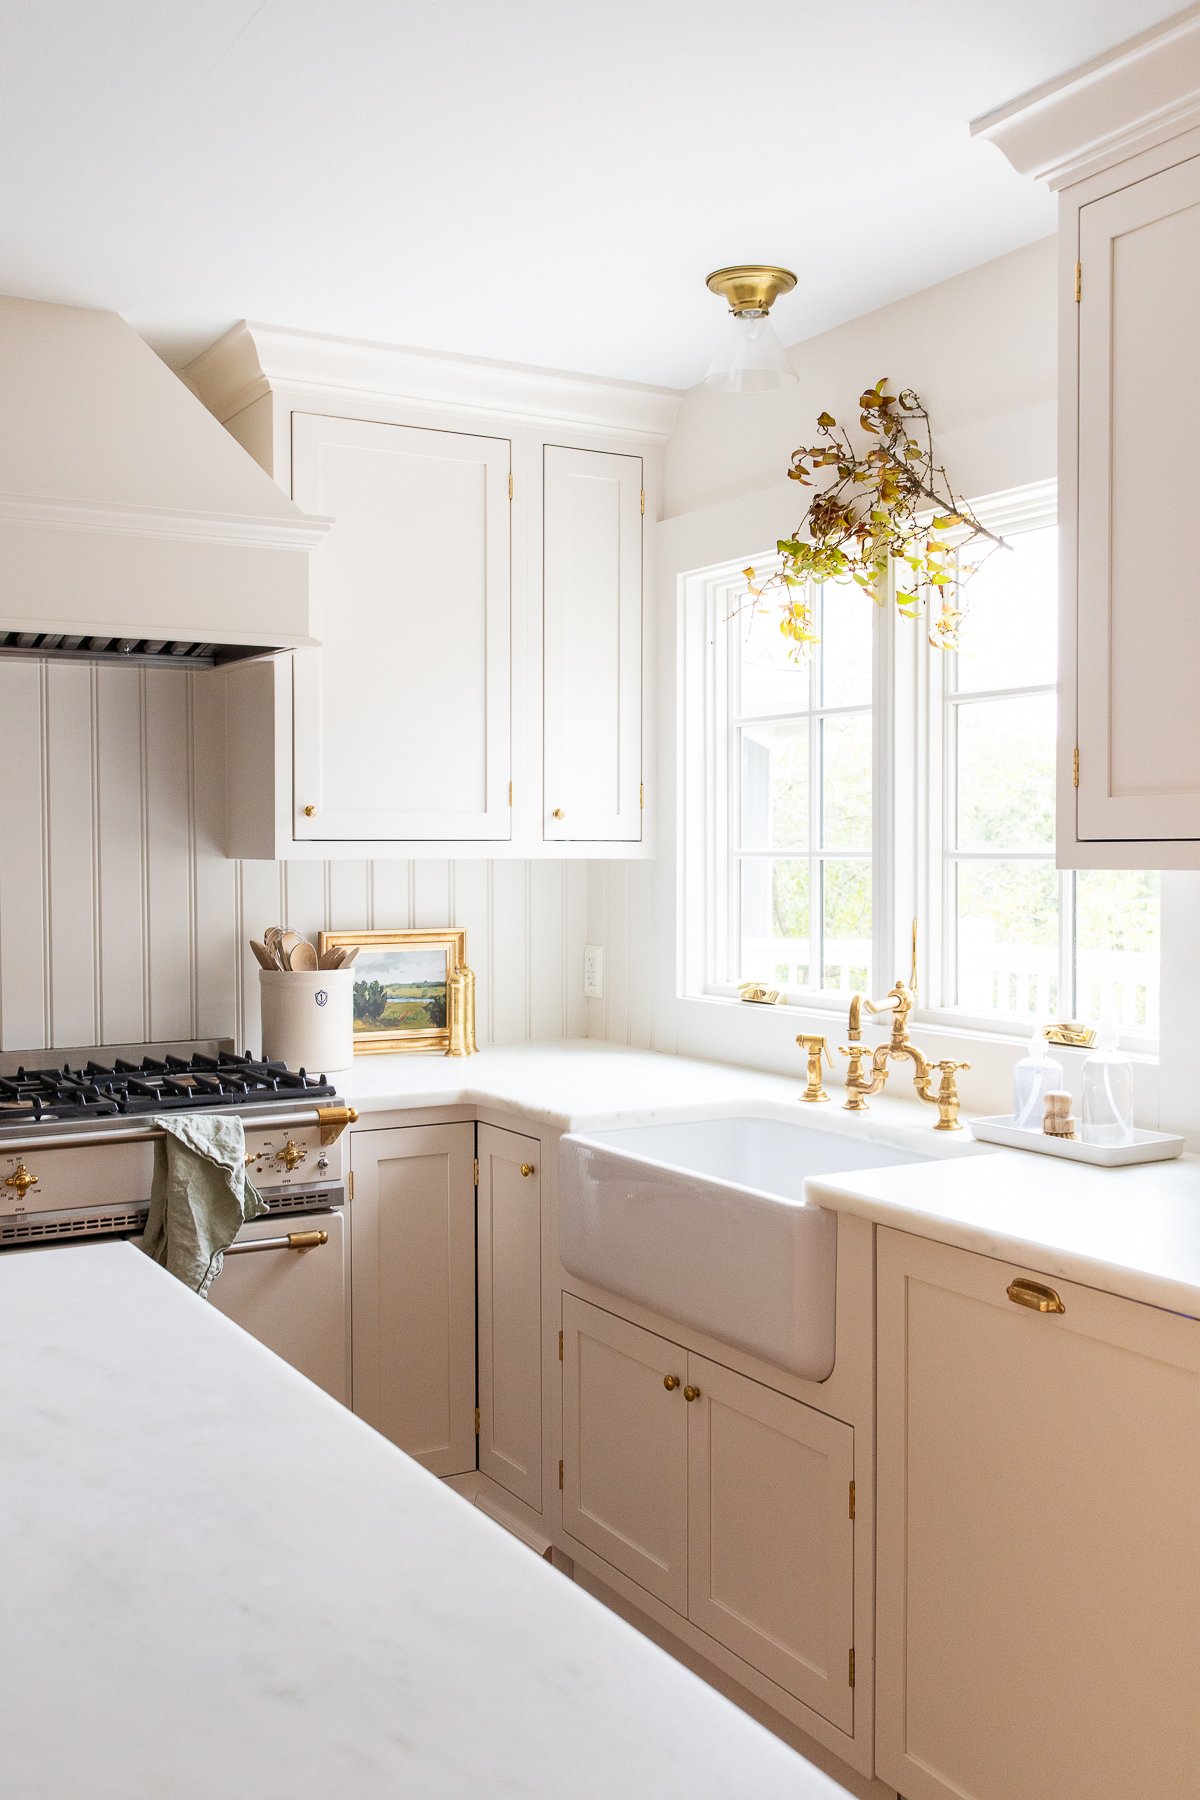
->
[704,567,875,1004]
[688,487,1160,1044]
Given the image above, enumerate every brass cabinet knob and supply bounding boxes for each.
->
[520,1162,536,1177]
[2,1162,38,1198]
[1006,1278,1065,1314]
[683,1384,702,1403]
[551,808,565,819]
[663,1374,680,1392]
[303,804,316,817]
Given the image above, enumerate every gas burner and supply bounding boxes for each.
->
[0,1052,337,1125]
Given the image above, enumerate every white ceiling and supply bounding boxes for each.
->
[0,1,1185,387]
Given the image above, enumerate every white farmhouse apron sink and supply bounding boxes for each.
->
[559,1115,937,1380]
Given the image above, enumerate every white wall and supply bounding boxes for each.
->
[0,660,588,1056]
[589,235,1200,1140]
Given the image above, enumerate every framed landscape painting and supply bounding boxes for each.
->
[318,927,466,1054]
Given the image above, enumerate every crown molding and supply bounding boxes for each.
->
[972,5,1200,189]
[184,321,682,441]
[0,491,329,551]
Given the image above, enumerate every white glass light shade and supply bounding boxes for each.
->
[704,311,797,392]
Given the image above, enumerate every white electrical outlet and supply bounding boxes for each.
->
[583,945,605,999]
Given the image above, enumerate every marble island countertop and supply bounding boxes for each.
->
[337,1041,1200,1315]
[0,1244,840,1800]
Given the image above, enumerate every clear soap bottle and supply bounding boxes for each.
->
[1081,1014,1135,1147]
[1012,1022,1064,1130]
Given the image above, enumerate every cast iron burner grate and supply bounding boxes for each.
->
[0,1053,336,1125]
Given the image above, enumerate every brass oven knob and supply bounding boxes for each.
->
[3,1162,38,1198]
[275,1140,306,1172]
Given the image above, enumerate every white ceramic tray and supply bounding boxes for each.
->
[969,1115,1186,1167]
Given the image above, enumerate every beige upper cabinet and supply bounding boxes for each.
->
[291,415,513,843]
[184,323,672,860]
[875,1228,1200,1800]
[1070,149,1200,861]
[974,15,1200,866]
[542,446,643,843]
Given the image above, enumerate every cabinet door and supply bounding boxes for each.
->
[543,445,642,842]
[209,1208,350,1406]
[349,1124,476,1474]
[477,1124,542,1510]
[876,1228,1200,1800]
[291,413,512,842]
[1075,153,1200,846]
[561,1295,687,1612]
[686,1354,855,1733]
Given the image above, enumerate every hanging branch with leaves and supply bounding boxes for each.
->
[744,380,1008,652]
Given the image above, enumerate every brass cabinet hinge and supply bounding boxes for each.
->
[474,1406,480,1435]
[559,1459,564,1491]
[473,1157,479,1186]
[848,1648,856,1688]
[1072,746,1080,788]
[558,1329,564,1361]
[508,472,514,500]
[1074,261,1082,304]
[347,1170,355,1202]
[507,780,513,806]
[639,781,645,810]
[640,488,646,516]
[849,1479,855,1521]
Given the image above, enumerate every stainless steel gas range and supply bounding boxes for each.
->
[0,1041,359,1402]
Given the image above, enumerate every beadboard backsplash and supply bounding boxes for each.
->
[0,662,592,1055]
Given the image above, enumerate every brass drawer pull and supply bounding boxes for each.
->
[520,1163,536,1177]
[683,1384,702,1402]
[664,1374,680,1392]
[1006,1278,1065,1314]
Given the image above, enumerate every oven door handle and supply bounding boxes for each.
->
[225,1229,329,1256]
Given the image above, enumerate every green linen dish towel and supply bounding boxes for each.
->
[141,1114,269,1296]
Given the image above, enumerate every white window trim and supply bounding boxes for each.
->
[676,478,1160,1094]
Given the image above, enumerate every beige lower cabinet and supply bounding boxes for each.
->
[476,1125,542,1511]
[349,1123,476,1476]
[562,1295,856,1727]
[875,1228,1200,1800]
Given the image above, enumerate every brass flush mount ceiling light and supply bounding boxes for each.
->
[704,264,798,392]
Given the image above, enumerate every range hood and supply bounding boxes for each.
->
[0,295,327,667]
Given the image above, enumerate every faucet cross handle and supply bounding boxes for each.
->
[930,1059,971,1133]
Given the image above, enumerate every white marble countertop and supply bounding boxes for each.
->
[0,1243,838,1800]
[337,1041,1200,1313]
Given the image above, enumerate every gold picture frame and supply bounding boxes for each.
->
[319,928,466,1055]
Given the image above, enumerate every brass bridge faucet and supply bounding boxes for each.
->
[839,924,969,1131]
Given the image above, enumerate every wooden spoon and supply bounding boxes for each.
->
[337,946,359,969]
[278,929,303,968]
[289,938,318,972]
[250,940,275,971]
